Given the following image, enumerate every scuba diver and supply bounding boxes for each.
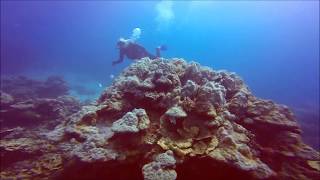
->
[112,28,167,66]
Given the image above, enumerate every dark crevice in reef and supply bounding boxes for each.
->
[55,160,143,180]
[56,158,257,180]
[175,157,255,180]
[237,119,300,148]
[123,92,167,113]
[0,149,40,169]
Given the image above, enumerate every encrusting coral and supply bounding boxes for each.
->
[111,108,150,133]
[0,58,319,180]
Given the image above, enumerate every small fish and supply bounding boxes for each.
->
[110,74,115,79]
[98,83,103,88]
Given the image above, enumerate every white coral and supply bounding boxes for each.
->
[142,150,177,180]
[198,81,226,108]
[111,108,150,133]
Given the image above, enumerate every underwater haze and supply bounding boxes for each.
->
[1,1,319,150]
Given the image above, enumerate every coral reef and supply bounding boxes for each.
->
[142,150,177,180]
[1,75,69,100]
[0,58,319,180]
[0,76,80,128]
[0,95,81,128]
[0,76,82,179]
[111,108,150,133]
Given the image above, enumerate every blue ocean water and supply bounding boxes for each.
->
[1,1,319,148]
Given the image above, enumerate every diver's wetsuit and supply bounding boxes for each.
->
[113,43,161,65]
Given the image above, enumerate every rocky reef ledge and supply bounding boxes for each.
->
[1,58,319,180]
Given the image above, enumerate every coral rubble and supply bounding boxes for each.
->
[0,58,319,180]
